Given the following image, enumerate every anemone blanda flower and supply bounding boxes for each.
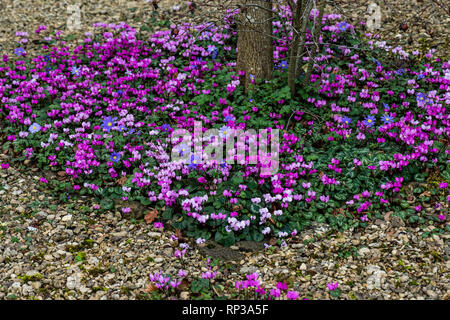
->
[71,66,81,76]
[14,47,25,56]
[161,124,171,132]
[101,116,116,132]
[338,22,349,31]
[416,92,427,103]
[278,60,288,69]
[28,122,41,133]
[363,115,376,127]
[224,115,235,122]
[219,126,231,139]
[342,116,352,125]
[381,114,394,124]
[176,143,191,157]
[188,154,201,169]
[110,152,121,162]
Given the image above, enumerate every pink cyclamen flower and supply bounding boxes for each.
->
[1,163,10,169]
[327,282,339,291]
[438,215,445,221]
[276,282,288,291]
[40,177,48,184]
[286,291,299,300]
[154,222,163,229]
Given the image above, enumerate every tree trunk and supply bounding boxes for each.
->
[237,0,273,92]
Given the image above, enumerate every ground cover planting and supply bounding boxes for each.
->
[0,1,448,301]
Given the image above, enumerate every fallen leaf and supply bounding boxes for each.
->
[144,209,158,224]
[117,175,127,186]
[175,229,183,240]
[144,283,158,293]
[178,278,190,291]
[384,211,393,221]
[269,238,277,246]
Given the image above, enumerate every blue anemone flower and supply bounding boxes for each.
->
[338,22,349,31]
[161,124,171,132]
[363,115,376,127]
[110,152,121,163]
[101,116,117,132]
[14,47,25,56]
[381,114,394,124]
[28,122,41,133]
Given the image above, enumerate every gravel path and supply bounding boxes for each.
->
[0,0,449,300]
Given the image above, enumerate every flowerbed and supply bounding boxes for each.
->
[0,6,448,248]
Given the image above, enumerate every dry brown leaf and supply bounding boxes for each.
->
[144,209,158,224]
[269,238,277,246]
[57,171,66,177]
[175,229,183,240]
[144,282,158,293]
[384,211,393,221]
[117,175,127,186]
[178,278,190,291]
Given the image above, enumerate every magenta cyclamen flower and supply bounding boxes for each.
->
[1,163,10,169]
[286,291,299,300]
[327,282,339,291]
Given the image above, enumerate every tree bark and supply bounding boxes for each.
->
[288,0,304,98]
[236,0,274,92]
[304,0,325,85]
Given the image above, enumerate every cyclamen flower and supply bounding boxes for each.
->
[196,238,206,244]
[1,163,10,170]
[154,222,164,229]
[286,291,299,300]
[361,215,369,222]
[327,282,339,291]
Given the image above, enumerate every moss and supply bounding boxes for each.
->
[87,266,107,277]
[18,273,43,283]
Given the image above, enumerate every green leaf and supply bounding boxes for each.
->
[215,230,235,247]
